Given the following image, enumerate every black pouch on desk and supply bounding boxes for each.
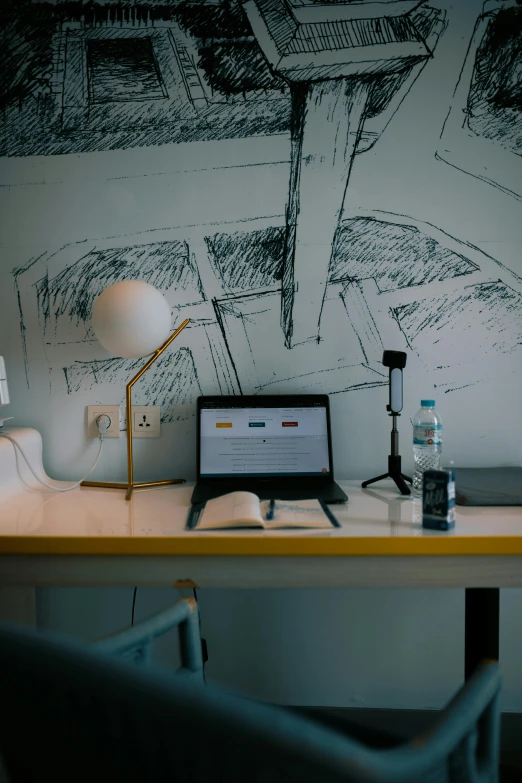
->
[453,467,522,506]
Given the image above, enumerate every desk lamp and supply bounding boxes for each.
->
[81,281,189,500]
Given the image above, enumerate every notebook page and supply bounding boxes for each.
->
[196,492,263,530]
[260,499,334,529]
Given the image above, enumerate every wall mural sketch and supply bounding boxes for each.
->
[244,0,447,347]
[392,280,522,393]
[209,210,522,395]
[14,207,522,420]
[0,0,289,158]
[1,0,444,160]
[64,347,202,423]
[13,223,244,424]
[5,0,522,434]
[437,0,522,200]
[35,238,205,342]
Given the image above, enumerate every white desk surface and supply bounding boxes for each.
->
[1,429,521,588]
[1,480,522,555]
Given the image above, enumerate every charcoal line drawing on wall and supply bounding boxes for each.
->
[1,0,448,360]
[14,209,522,422]
[391,280,522,394]
[5,0,522,425]
[437,0,522,200]
[64,348,203,425]
[0,0,288,158]
[1,0,445,160]
[13,223,244,422]
[243,0,447,347]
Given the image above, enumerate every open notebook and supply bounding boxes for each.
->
[187,491,340,530]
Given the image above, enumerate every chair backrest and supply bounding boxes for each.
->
[0,623,501,783]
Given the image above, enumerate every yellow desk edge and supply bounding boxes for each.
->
[1,536,522,556]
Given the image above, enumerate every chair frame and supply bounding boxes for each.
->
[94,596,204,682]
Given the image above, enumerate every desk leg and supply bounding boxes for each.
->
[0,587,37,627]
[465,587,499,680]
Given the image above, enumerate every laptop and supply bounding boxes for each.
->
[453,467,522,506]
[191,395,348,505]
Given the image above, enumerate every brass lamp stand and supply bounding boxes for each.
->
[82,318,190,500]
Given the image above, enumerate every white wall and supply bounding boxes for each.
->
[1,0,522,710]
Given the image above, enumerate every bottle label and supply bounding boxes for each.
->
[413,423,442,446]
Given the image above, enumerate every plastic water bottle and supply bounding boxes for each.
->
[412,400,442,496]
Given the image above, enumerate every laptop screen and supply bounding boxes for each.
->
[198,396,332,478]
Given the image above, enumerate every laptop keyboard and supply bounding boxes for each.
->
[192,480,347,504]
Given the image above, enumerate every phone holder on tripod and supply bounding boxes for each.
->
[361,350,412,496]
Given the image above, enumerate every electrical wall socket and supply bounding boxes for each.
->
[132,405,161,438]
[87,405,120,438]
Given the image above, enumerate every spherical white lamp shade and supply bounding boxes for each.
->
[92,281,172,359]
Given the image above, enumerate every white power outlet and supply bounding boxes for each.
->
[87,405,121,438]
[132,405,161,438]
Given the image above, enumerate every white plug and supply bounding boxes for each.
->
[87,405,120,438]
[96,414,111,438]
[0,357,11,428]
[0,357,9,405]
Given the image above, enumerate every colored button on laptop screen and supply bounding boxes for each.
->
[282,422,298,427]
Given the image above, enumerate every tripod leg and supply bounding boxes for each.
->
[401,473,412,484]
[392,473,411,496]
[362,473,389,488]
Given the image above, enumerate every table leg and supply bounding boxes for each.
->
[465,587,499,680]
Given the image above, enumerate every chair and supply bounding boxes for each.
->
[0,621,500,783]
[92,595,204,683]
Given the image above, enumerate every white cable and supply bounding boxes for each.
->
[0,432,104,492]
[0,417,108,492]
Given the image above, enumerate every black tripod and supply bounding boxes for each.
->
[362,412,412,496]
[362,350,412,496]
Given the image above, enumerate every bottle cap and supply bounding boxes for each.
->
[421,399,435,407]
